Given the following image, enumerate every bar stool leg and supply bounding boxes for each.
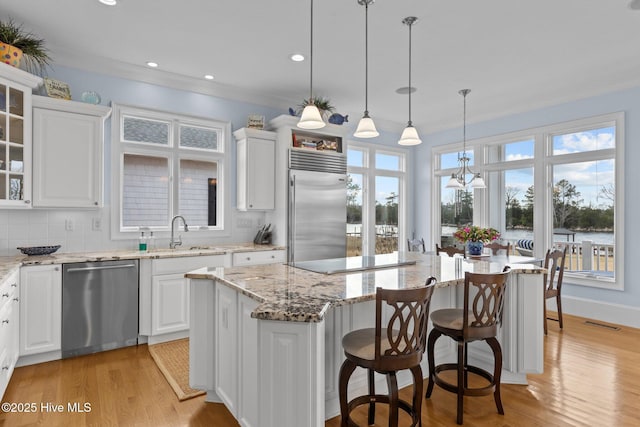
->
[367,368,375,425]
[338,358,357,427]
[410,365,424,427]
[387,371,399,427]
[425,328,441,398]
[487,337,505,415]
[457,340,464,425]
[557,294,564,329]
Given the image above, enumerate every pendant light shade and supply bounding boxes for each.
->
[298,0,326,129]
[298,104,326,129]
[399,16,421,146]
[354,114,379,138]
[398,125,422,146]
[354,0,379,138]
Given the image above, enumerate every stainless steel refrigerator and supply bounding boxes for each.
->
[288,149,347,263]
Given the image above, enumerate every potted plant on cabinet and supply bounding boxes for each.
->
[298,96,335,120]
[0,19,51,74]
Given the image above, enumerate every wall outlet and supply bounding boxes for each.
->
[65,219,74,231]
[92,217,102,231]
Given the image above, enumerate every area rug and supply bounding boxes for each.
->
[148,338,205,401]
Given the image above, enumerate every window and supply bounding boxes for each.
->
[432,113,623,289]
[112,104,230,237]
[347,143,407,256]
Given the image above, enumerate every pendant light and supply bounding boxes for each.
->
[445,89,486,189]
[353,0,379,138]
[398,16,421,146]
[298,0,326,129]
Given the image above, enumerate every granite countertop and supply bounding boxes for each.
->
[0,243,285,285]
[186,252,545,323]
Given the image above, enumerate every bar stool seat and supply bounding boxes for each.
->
[339,277,437,427]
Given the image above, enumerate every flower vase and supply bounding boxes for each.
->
[467,241,484,256]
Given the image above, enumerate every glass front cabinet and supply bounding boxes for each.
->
[0,64,42,207]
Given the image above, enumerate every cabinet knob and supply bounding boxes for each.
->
[54,267,60,271]
[24,200,31,204]
[246,257,251,261]
[271,255,275,258]
[94,201,98,206]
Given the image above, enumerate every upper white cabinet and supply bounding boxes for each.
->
[234,128,276,211]
[0,63,42,208]
[32,95,111,208]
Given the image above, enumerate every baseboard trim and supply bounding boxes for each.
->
[546,295,640,328]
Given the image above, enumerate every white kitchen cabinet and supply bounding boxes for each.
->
[152,273,190,336]
[0,269,19,399]
[215,282,238,415]
[19,264,61,356]
[234,127,276,211]
[232,249,285,266]
[0,63,42,208]
[141,254,226,344]
[32,95,111,208]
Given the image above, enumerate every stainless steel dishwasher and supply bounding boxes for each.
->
[62,259,139,358]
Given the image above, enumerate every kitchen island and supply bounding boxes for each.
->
[186,253,545,427]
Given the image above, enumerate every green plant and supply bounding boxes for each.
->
[0,19,51,74]
[299,96,334,113]
[453,225,500,243]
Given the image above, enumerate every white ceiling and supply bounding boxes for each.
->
[2,0,640,134]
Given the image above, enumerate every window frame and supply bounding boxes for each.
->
[431,112,624,290]
[347,141,408,256]
[111,103,231,240]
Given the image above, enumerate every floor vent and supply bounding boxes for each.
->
[585,320,621,331]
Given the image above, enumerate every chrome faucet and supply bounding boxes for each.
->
[170,215,189,249]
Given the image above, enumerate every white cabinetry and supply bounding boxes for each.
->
[234,128,276,211]
[140,255,226,344]
[232,249,285,266]
[19,264,61,359]
[0,269,19,399]
[32,96,111,208]
[0,63,42,208]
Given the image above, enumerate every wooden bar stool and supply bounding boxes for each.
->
[436,244,464,257]
[338,277,437,427]
[544,246,567,334]
[425,267,511,424]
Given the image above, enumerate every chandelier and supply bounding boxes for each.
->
[445,89,486,189]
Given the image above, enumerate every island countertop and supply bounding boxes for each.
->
[185,252,544,322]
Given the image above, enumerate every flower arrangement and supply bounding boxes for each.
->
[453,225,500,243]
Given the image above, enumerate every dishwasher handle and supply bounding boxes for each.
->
[66,263,138,273]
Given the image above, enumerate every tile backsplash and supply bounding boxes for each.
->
[0,207,265,256]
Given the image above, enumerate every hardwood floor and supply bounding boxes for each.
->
[1,313,638,426]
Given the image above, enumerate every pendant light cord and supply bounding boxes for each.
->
[364,2,369,114]
[407,19,413,126]
[309,0,314,104]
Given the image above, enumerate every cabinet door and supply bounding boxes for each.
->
[236,132,275,211]
[151,273,189,335]
[32,108,103,207]
[19,265,62,355]
[0,78,33,207]
[216,283,238,416]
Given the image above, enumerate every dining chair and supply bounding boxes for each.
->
[436,244,464,257]
[425,267,511,425]
[543,246,567,335]
[407,237,426,253]
[339,277,437,427]
[484,242,511,255]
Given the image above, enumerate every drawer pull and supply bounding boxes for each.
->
[13,297,19,302]
[1,366,8,371]
[2,320,8,324]
[11,283,17,287]
[1,293,8,298]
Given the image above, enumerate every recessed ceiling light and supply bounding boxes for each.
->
[146,62,159,68]
[204,74,214,80]
[396,86,417,94]
[99,0,117,5]
[290,53,305,62]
